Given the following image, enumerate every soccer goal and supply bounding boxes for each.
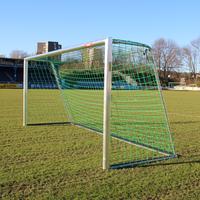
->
[23,38,176,169]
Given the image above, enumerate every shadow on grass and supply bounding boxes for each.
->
[113,154,200,170]
[170,120,200,125]
[28,122,71,126]
[140,154,200,168]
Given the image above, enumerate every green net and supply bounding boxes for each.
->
[110,39,175,168]
[26,39,176,169]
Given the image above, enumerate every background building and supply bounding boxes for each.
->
[37,41,62,55]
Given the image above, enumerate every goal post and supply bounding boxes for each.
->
[23,59,28,126]
[103,38,112,170]
[23,38,176,169]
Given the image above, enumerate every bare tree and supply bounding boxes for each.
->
[182,46,198,80]
[10,50,29,59]
[152,38,165,70]
[181,37,200,82]
[152,38,182,82]
[191,37,200,51]
[191,37,200,73]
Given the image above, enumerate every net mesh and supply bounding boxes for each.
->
[26,39,176,168]
[110,40,175,167]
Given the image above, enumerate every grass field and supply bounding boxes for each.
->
[0,89,200,199]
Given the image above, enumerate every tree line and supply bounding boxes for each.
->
[152,36,200,85]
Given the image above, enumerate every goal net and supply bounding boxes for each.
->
[23,38,176,169]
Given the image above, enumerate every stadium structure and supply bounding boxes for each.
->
[0,41,62,88]
[0,57,23,88]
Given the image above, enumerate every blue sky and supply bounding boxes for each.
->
[0,0,200,57]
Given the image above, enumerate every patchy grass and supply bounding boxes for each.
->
[0,89,199,199]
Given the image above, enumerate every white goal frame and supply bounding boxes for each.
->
[23,37,176,170]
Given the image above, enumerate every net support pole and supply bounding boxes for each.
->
[49,61,73,123]
[23,59,28,126]
[103,38,112,170]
